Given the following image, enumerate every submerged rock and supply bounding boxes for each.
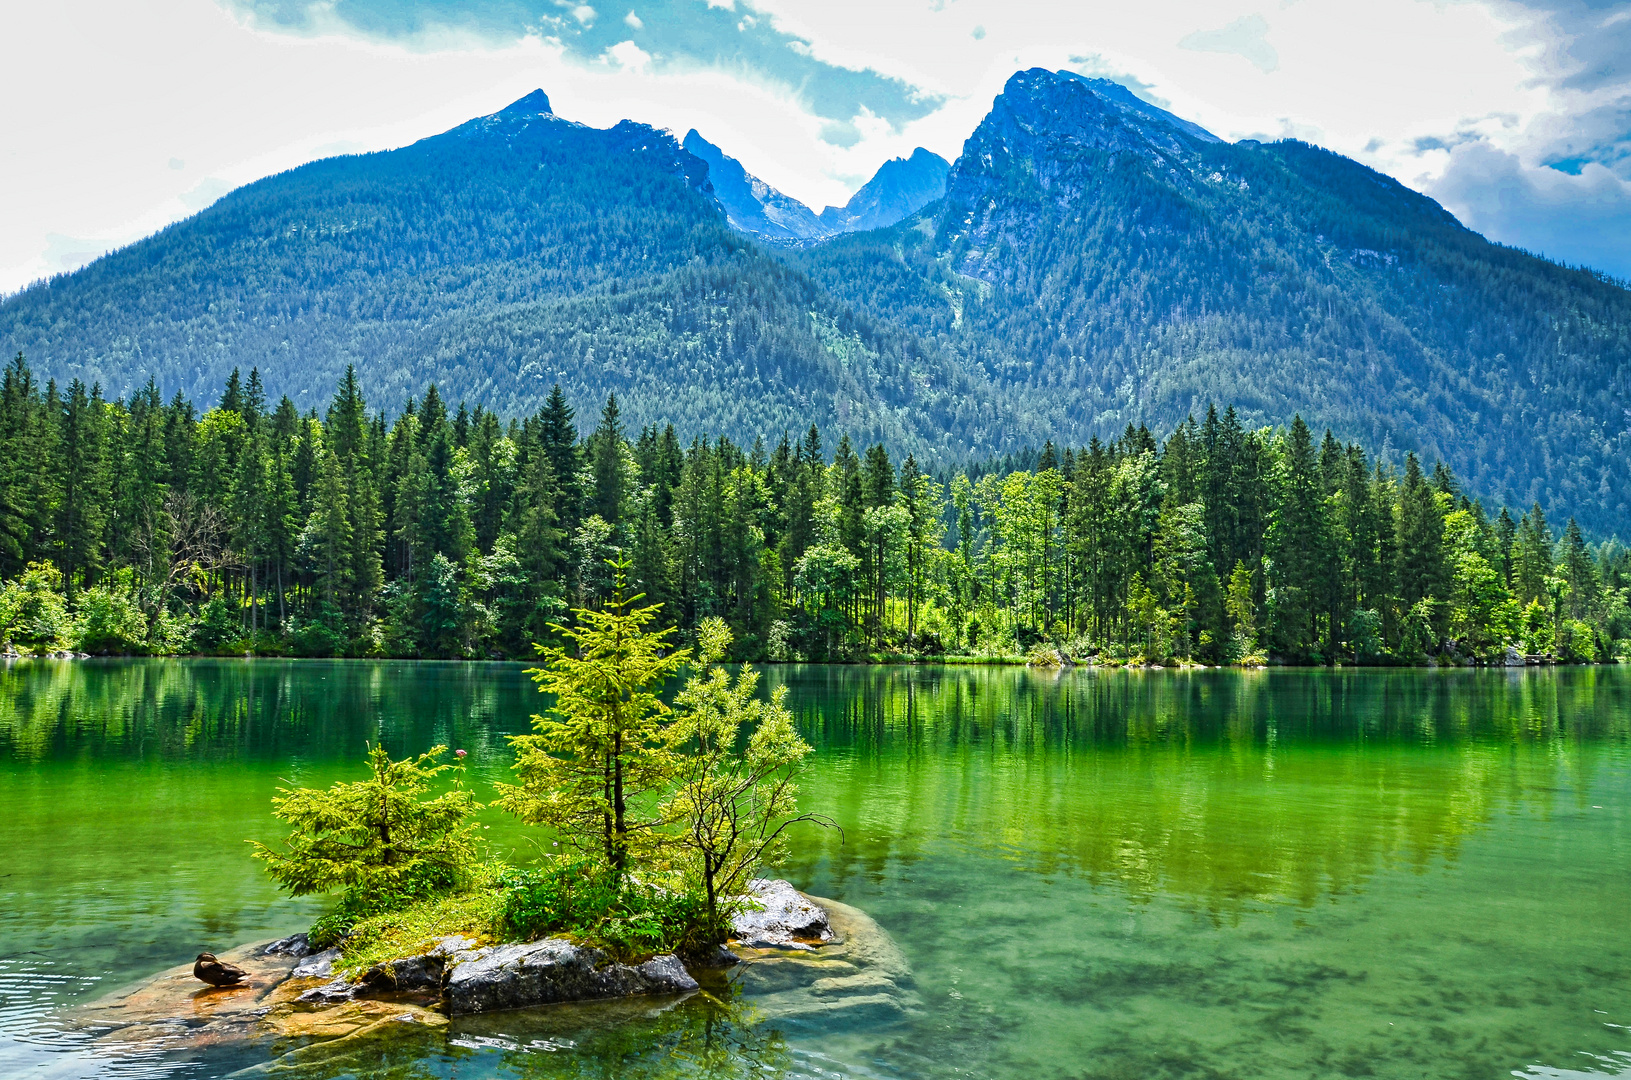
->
[729,892,918,1026]
[69,940,307,1055]
[58,885,913,1068]
[444,939,698,1015]
[731,878,834,948]
[295,976,358,1005]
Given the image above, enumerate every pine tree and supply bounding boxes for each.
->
[251,743,480,900]
[1396,454,1447,637]
[539,384,582,535]
[1559,518,1599,621]
[1513,503,1553,607]
[54,378,108,594]
[590,394,628,533]
[304,446,354,612]
[497,567,690,876]
[1266,417,1332,659]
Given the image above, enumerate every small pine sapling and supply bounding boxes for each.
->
[250,743,481,905]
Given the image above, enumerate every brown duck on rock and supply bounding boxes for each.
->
[193,952,250,987]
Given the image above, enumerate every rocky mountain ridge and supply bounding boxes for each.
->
[2,71,1629,532]
[682,129,948,245]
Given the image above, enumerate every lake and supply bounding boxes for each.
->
[0,660,1627,1079]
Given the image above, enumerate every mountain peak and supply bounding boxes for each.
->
[1051,71,1220,144]
[686,129,949,244]
[982,68,1219,155]
[820,148,949,232]
[682,129,829,243]
[943,67,1224,236]
[496,89,553,119]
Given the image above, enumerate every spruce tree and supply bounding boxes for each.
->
[1396,454,1447,636]
[590,394,628,533]
[1513,503,1553,607]
[497,567,690,876]
[1266,417,1331,659]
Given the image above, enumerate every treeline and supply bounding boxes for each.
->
[0,355,1623,664]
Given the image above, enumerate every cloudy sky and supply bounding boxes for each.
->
[3,0,1630,293]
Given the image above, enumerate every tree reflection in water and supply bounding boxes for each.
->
[232,986,792,1080]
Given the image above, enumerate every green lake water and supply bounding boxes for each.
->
[0,660,1627,1079]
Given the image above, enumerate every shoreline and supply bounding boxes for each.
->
[3,651,1618,669]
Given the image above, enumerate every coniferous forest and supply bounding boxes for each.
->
[0,355,1621,665]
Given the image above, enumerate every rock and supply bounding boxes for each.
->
[296,977,358,1005]
[443,939,698,1015]
[357,935,477,994]
[728,893,918,1027]
[291,947,341,979]
[695,943,742,967]
[1503,645,1525,667]
[261,933,312,958]
[69,939,305,1056]
[730,879,833,948]
[263,997,447,1041]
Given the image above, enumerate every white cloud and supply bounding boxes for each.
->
[178,177,237,212]
[603,39,651,72]
[1179,15,1278,74]
[1429,141,1631,278]
[624,10,642,30]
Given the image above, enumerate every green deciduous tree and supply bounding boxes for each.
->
[663,618,832,936]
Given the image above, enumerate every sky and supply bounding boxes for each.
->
[3,0,1630,294]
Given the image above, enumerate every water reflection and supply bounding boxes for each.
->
[202,989,794,1080]
[770,666,1631,912]
[0,658,536,765]
[0,660,1625,1080]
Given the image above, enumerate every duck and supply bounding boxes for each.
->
[193,952,250,987]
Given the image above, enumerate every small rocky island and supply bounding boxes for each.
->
[61,617,917,1071]
[68,880,917,1071]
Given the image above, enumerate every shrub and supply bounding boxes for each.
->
[287,606,347,657]
[1556,619,1599,663]
[498,858,713,961]
[190,596,241,653]
[0,563,71,652]
[251,744,482,906]
[1027,643,1064,667]
[332,870,507,976]
[73,584,148,654]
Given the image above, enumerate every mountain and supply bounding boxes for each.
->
[794,68,1631,534]
[3,72,1630,533]
[682,130,948,245]
[0,91,1013,457]
[818,148,950,233]
[680,129,828,243]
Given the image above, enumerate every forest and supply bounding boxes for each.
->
[0,355,1621,665]
[5,75,1630,537]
